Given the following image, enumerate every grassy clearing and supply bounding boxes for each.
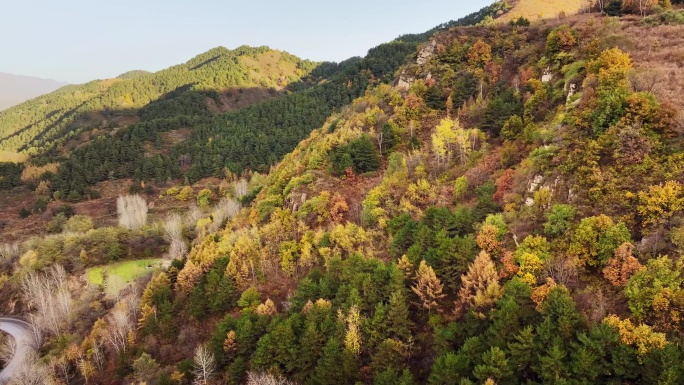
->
[86,258,163,295]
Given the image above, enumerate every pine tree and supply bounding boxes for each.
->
[223,330,238,359]
[411,260,445,313]
[367,303,389,351]
[296,322,324,381]
[312,338,346,385]
[507,325,535,376]
[371,339,408,374]
[455,251,503,318]
[387,290,413,342]
[472,347,512,383]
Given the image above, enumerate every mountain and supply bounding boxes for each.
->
[0,72,67,111]
[3,2,684,384]
[0,46,320,158]
[0,3,500,203]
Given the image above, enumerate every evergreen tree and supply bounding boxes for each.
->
[386,290,413,342]
[312,338,346,385]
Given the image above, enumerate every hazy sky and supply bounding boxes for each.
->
[1,0,492,83]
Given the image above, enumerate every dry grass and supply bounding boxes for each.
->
[0,150,28,163]
[567,15,684,110]
[498,0,591,23]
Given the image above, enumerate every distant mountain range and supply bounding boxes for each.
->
[0,72,67,110]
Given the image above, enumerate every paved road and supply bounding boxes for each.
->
[0,318,32,384]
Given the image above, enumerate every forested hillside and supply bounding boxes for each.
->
[0,2,501,209]
[2,1,684,385]
[0,46,317,157]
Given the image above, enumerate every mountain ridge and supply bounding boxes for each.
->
[0,72,68,111]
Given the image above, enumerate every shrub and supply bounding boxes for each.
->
[177,186,193,201]
[64,215,94,233]
[46,213,68,233]
[643,9,684,25]
[197,188,212,208]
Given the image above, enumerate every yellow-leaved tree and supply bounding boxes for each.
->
[455,251,503,318]
[431,117,480,166]
[603,315,667,355]
[637,181,684,229]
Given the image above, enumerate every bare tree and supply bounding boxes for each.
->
[185,203,203,226]
[117,195,148,230]
[168,238,188,261]
[246,371,296,385]
[25,321,43,351]
[210,198,241,232]
[596,0,605,13]
[90,340,105,371]
[21,265,73,337]
[164,213,183,241]
[9,352,55,385]
[627,69,663,94]
[49,355,73,385]
[102,297,136,354]
[0,243,19,262]
[192,344,215,385]
[233,179,248,199]
[164,213,187,259]
[544,255,578,288]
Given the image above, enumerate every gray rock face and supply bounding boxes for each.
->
[416,40,437,65]
[397,40,437,91]
[397,70,415,91]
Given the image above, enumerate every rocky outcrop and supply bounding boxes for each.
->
[397,70,415,91]
[416,40,437,65]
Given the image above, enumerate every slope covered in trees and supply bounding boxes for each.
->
[0,4,500,204]
[0,46,317,157]
[129,10,684,385]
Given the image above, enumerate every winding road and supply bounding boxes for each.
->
[0,318,32,384]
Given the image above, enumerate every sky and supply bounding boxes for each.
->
[1,0,493,84]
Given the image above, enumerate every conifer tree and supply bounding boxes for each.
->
[455,251,503,318]
[387,290,413,342]
[223,330,237,361]
[313,338,345,385]
[411,260,445,313]
[367,303,389,351]
[296,322,324,381]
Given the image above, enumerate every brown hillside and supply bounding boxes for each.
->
[497,0,591,22]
